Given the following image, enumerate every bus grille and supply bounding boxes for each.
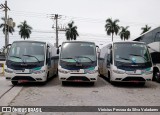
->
[67,76,90,81]
[122,77,146,81]
[12,76,36,81]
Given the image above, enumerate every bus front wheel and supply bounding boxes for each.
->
[155,72,160,83]
[62,81,67,86]
[90,82,95,86]
[139,82,145,86]
[11,81,18,85]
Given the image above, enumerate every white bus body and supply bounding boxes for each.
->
[133,26,160,82]
[58,41,98,85]
[5,40,58,85]
[99,41,153,85]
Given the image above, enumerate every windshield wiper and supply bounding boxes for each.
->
[129,54,147,62]
[61,57,80,64]
[75,56,94,63]
[9,55,25,63]
[23,55,40,63]
[118,57,131,61]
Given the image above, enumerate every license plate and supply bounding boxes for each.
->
[14,69,29,73]
[19,80,29,83]
[126,70,141,74]
[14,70,23,73]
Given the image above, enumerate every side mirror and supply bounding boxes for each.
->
[97,48,100,53]
[4,48,8,54]
[57,49,59,54]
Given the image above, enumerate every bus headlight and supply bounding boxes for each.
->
[144,70,153,75]
[113,70,125,74]
[87,70,98,74]
[5,69,13,73]
[33,70,45,74]
[58,69,69,74]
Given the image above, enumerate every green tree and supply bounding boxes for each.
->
[119,26,130,41]
[17,20,32,40]
[65,21,79,40]
[141,25,151,35]
[105,18,120,41]
[0,17,15,34]
[0,17,15,46]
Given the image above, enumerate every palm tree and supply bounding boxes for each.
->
[17,20,32,40]
[119,26,130,41]
[141,25,151,35]
[0,17,15,46]
[0,17,15,35]
[65,21,79,40]
[105,18,120,41]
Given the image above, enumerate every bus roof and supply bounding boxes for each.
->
[62,41,95,44]
[133,26,160,41]
[111,41,145,44]
[12,40,47,44]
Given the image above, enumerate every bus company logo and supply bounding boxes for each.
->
[2,107,11,112]
[76,63,82,67]
[21,63,28,66]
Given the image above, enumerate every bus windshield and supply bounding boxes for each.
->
[114,43,152,67]
[60,42,96,63]
[8,42,45,63]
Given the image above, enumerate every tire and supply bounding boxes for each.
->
[110,81,116,85]
[153,69,159,81]
[108,72,111,83]
[55,69,58,77]
[62,81,67,86]
[155,72,160,83]
[139,82,145,86]
[11,81,18,85]
[90,82,95,86]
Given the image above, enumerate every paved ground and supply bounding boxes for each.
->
[0,75,23,106]
[0,75,160,115]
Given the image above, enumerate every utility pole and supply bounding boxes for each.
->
[0,0,10,47]
[50,14,63,48]
[55,14,59,48]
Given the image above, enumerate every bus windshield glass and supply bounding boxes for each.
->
[8,42,45,63]
[114,43,151,67]
[60,42,96,63]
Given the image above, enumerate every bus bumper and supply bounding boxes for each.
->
[111,71,153,82]
[5,72,47,82]
[58,72,98,82]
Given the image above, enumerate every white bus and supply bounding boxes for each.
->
[58,41,99,85]
[99,41,153,86]
[133,26,160,82]
[5,40,58,85]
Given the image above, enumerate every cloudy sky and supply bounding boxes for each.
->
[0,0,160,47]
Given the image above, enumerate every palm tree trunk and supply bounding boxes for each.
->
[112,33,113,41]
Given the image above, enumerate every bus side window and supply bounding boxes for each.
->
[106,49,111,67]
[155,32,160,42]
[46,48,51,65]
[110,49,113,64]
[48,52,51,66]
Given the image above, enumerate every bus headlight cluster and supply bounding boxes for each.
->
[113,70,125,74]
[58,69,69,74]
[142,70,153,75]
[87,70,98,74]
[4,69,13,73]
[32,70,45,74]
